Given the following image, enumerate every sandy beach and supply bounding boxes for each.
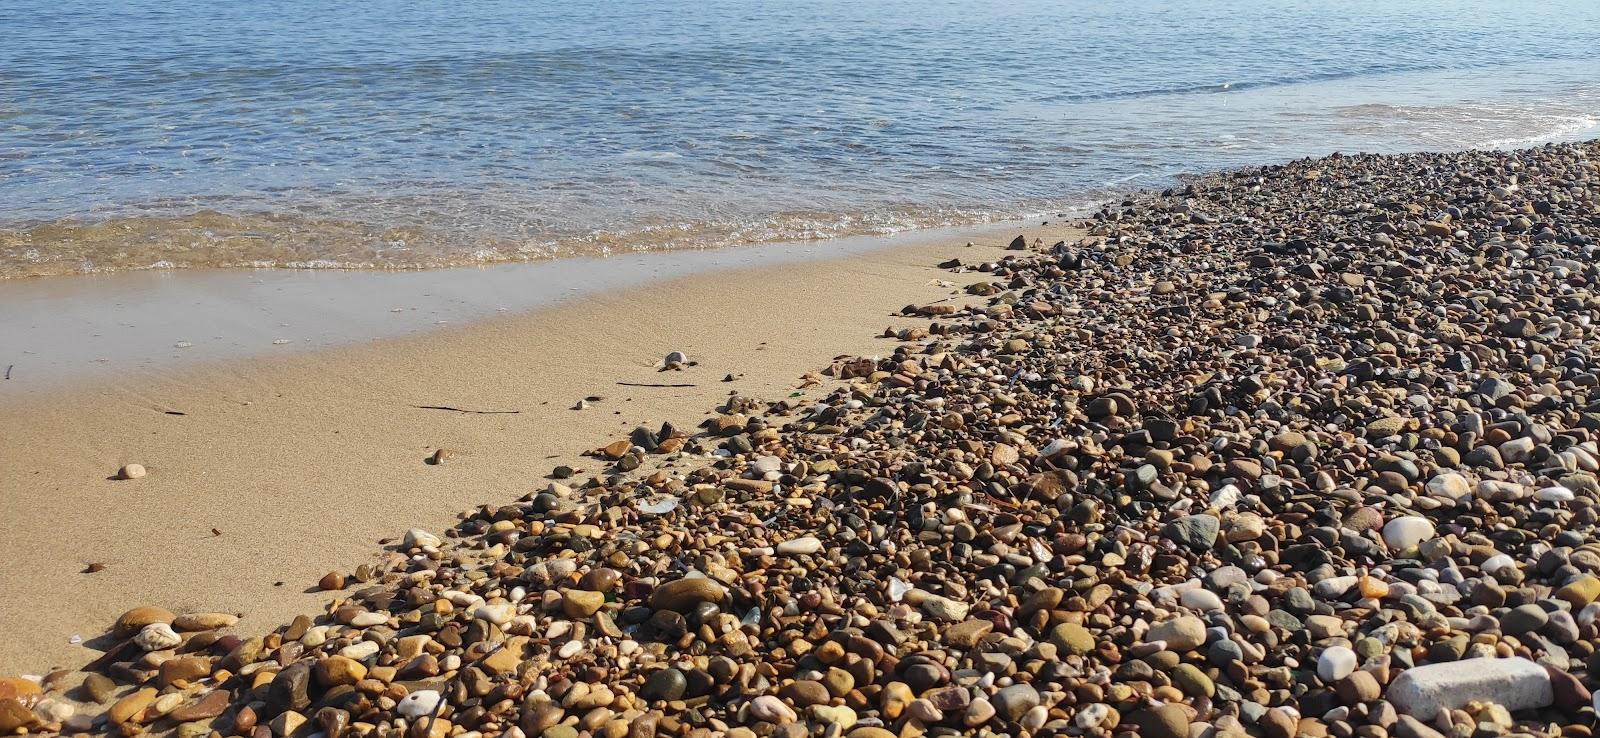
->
[5,141,1600,738]
[0,221,1078,673]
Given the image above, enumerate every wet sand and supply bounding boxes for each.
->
[0,221,1079,673]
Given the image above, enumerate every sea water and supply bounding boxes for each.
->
[2,0,1597,277]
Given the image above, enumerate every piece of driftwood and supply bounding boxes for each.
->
[411,404,521,414]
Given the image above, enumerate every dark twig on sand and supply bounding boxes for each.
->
[4,364,11,380]
[411,405,522,414]
[617,382,697,388]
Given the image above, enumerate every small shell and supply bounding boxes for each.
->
[134,622,182,651]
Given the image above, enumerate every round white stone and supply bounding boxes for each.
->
[397,690,443,718]
[776,536,823,556]
[1317,645,1357,683]
[1179,588,1224,612]
[1481,554,1516,574]
[1381,516,1435,552]
[1536,486,1575,503]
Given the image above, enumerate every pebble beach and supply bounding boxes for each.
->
[6,139,1600,738]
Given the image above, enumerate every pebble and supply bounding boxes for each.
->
[1318,646,1358,683]
[1138,703,1191,738]
[1179,588,1224,612]
[775,536,823,555]
[133,622,181,651]
[991,684,1039,721]
[1147,615,1207,651]
[402,528,441,548]
[1381,516,1435,552]
[117,463,147,480]
[562,590,605,617]
[1388,658,1553,719]
[648,576,727,611]
[29,141,1600,738]
[397,690,443,718]
[1049,622,1096,655]
[748,695,797,724]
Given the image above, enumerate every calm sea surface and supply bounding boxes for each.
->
[2,0,1598,277]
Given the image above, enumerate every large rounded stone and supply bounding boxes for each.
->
[649,577,728,612]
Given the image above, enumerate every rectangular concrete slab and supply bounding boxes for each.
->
[1387,657,1553,720]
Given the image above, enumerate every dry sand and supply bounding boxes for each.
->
[0,221,1080,673]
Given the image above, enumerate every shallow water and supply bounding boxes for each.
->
[2,0,1598,277]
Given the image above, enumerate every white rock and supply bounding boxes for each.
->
[349,611,387,627]
[118,463,148,480]
[1425,473,1471,501]
[1313,575,1359,599]
[1475,480,1528,502]
[1209,484,1241,509]
[776,536,823,556]
[476,603,515,625]
[339,641,380,660]
[1381,516,1435,552]
[134,623,181,651]
[34,697,73,723]
[1075,703,1111,729]
[443,590,485,608]
[1146,615,1207,651]
[403,528,441,548]
[1317,646,1357,683]
[664,350,689,366]
[1179,588,1224,612]
[919,594,969,621]
[1536,486,1575,503]
[1388,657,1552,720]
[557,639,584,659]
[638,496,681,515]
[749,694,797,724]
[397,690,443,718]
[1480,554,1516,574]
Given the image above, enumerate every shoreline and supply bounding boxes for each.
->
[0,218,1070,394]
[0,220,1082,673]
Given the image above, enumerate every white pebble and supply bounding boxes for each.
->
[1481,554,1516,574]
[1536,486,1574,503]
[1317,646,1357,682]
[476,603,515,625]
[776,536,823,556]
[1075,702,1110,729]
[403,528,441,548]
[397,690,443,718]
[1381,516,1435,552]
[339,641,379,660]
[1209,484,1241,509]
[134,623,181,651]
[1179,588,1224,612]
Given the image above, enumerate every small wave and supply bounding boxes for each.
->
[0,202,1068,279]
[1477,114,1600,150]
[1331,99,1600,152]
